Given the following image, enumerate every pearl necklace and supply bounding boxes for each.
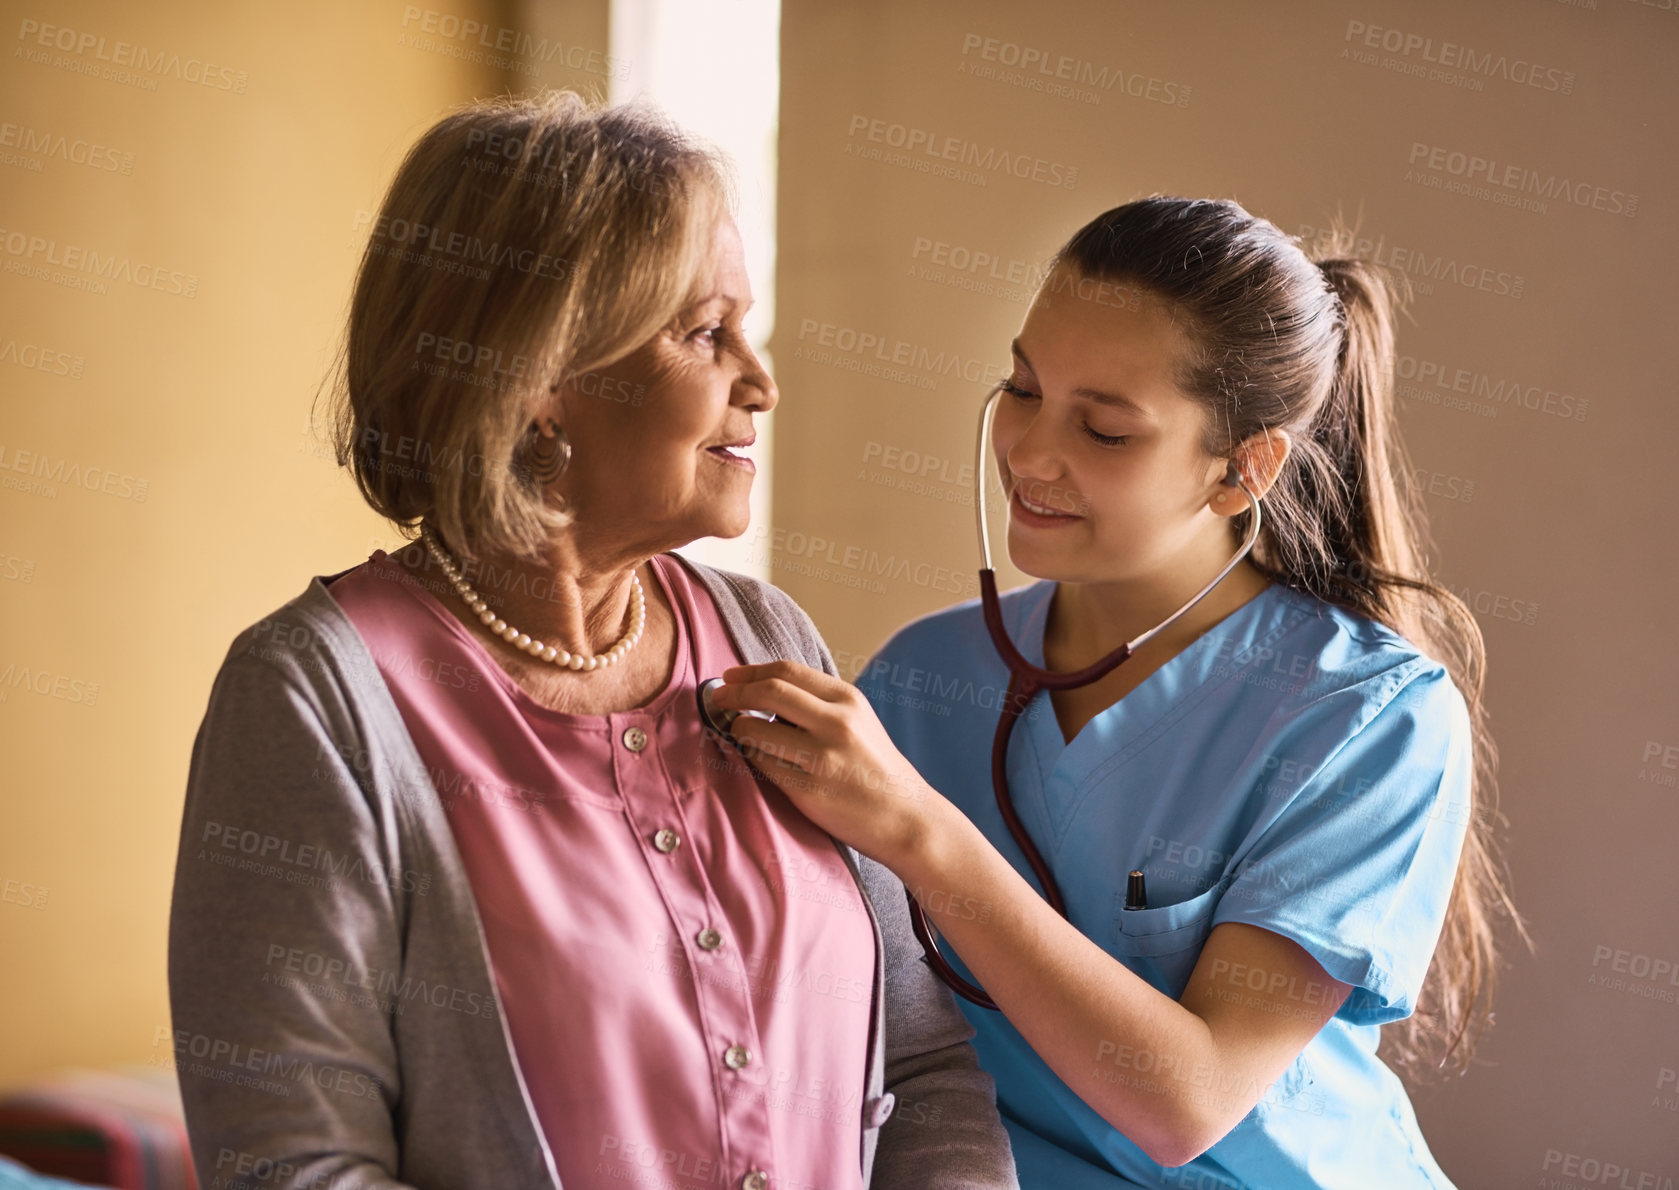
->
[419,524,645,671]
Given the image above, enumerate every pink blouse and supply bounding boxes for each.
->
[327,550,875,1190]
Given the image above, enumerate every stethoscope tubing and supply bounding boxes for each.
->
[909,382,1265,1010]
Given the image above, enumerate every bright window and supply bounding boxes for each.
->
[613,0,780,581]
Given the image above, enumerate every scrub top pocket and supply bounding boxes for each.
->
[1107,872,1319,1122]
[1109,873,1234,998]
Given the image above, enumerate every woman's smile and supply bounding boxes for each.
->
[1010,484,1085,526]
[703,434,756,471]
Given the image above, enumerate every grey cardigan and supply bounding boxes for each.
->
[167,553,1018,1190]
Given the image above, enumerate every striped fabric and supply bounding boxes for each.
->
[0,1067,194,1190]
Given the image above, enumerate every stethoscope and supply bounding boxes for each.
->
[907,382,1266,1009]
[695,381,1264,1011]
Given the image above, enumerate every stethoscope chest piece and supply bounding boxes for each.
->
[697,676,777,740]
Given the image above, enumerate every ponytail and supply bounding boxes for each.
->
[1243,255,1414,614]
[1300,248,1531,1078]
[1054,198,1530,1078]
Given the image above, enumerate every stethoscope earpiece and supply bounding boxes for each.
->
[920,384,1268,1011]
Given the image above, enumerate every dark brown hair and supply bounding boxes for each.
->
[1053,196,1527,1078]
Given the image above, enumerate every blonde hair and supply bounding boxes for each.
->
[322,90,729,563]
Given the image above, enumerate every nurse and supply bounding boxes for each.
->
[710,196,1521,1187]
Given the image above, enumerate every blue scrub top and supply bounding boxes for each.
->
[860,579,1473,1189]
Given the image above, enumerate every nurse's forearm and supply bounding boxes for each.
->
[893,797,1238,1166]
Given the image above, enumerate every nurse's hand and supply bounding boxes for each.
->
[709,660,948,870]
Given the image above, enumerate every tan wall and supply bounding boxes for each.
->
[773,0,1678,1183]
[0,0,611,1087]
[3,0,1674,1182]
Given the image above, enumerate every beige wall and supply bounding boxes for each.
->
[2,0,1674,1182]
[773,0,1677,1183]
[0,0,611,1086]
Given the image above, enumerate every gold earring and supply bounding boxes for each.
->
[1215,492,1228,503]
[521,419,570,485]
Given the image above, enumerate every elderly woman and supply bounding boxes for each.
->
[167,92,1017,1190]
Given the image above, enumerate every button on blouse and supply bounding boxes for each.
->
[328,550,876,1189]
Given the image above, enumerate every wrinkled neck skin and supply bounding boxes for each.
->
[410,525,669,654]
